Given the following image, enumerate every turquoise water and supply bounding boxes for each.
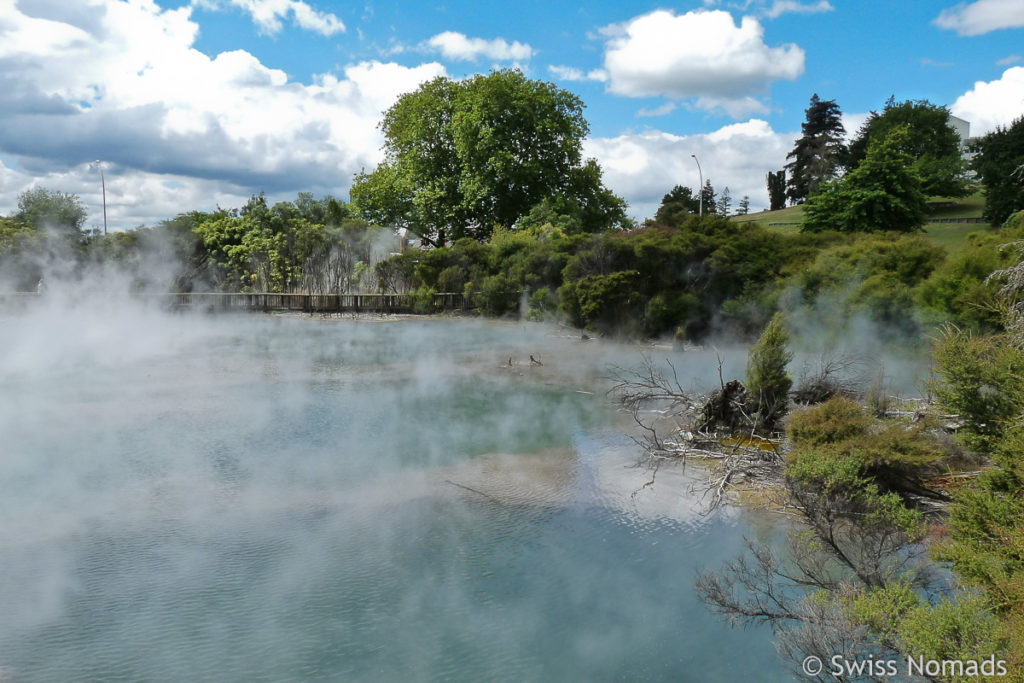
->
[0,312,792,681]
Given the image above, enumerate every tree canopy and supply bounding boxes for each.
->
[350,69,628,247]
[847,98,969,198]
[785,94,847,204]
[653,185,700,226]
[972,116,1024,225]
[803,126,927,234]
[15,187,87,235]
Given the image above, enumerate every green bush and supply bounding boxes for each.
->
[412,286,439,314]
[789,396,872,446]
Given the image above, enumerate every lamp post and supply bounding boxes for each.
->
[691,154,703,217]
[92,160,107,235]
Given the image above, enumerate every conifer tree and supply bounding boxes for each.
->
[767,170,787,210]
[785,94,847,204]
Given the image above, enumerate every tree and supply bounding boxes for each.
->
[700,179,716,215]
[716,186,732,217]
[972,116,1024,225]
[14,187,87,235]
[785,94,847,204]
[653,185,700,226]
[737,195,750,215]
[745,311,793,429]
[766,170,786,211]
[848,98,969,198]
[351,70,628,247]
[802,127,927,233]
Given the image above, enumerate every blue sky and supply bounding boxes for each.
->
[1,0,1023,229]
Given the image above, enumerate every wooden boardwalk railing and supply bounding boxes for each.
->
[0,291,468,313]
[151,292,430,313]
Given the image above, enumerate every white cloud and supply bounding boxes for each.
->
[951,66,1024,135]
[424,31,533,62]
[998,54,1023,65]
[548,65,585,81]
[584,119,796,219]
[0,1,445,228]
[934,0,1024,36]
[637,102,677,117]
[547,65,607,83]
[192,0,345,36]
[763,1,834,19]
[598,10,804,117]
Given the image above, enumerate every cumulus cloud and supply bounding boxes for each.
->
[934,0,1024,36]
[951,66,1024,135]
[598,10,804,117]
[763,1,834,19]
[0,1,445,228]
[192,0,345,36]
[423,31,533,62]
[584,119,795,220]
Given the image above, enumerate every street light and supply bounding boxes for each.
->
[691,154,703,217]
[92,160,107,235]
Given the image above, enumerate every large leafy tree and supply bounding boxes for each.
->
[803,126,927,233]
[653,185,700,226]
[785,94,847,204]
[972,116,1024,226]
[351,70,627,247]
[14,187,87,235]
[847,98,969,198]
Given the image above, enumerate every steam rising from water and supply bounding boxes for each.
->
[0,300,823,680]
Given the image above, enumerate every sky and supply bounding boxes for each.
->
[1,0,1023,231]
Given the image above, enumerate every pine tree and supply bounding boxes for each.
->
[700,179,716,215]
[716,187,732,216]
[785,94,847,204]
[737,195,750,215]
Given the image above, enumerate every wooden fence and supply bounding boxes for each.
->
[143,292,470,313]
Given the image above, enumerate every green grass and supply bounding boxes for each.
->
[729,192,992,252]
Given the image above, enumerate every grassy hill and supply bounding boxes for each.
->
[729,192,992,253]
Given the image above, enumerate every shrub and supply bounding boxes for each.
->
[789,396,872,446]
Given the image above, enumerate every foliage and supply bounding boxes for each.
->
[791,232,944,337]
[788,396,945,499]
[653,185,700,226]
[744,312,793,429]
[766,169,786,211]
[803,127,927,234]
[700,179,715,214]
[785,94,847,204]
[351,69,628,246]
[788,395,871,446]
[848,97,970,198]
[971,116,1024,226]
[736,195,750,216]
[14,186,87,235]
[932,326,1024,450]
[917,226,1024,331]
[716,187,732,217]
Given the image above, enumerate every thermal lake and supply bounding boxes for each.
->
[0,307,794,681]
